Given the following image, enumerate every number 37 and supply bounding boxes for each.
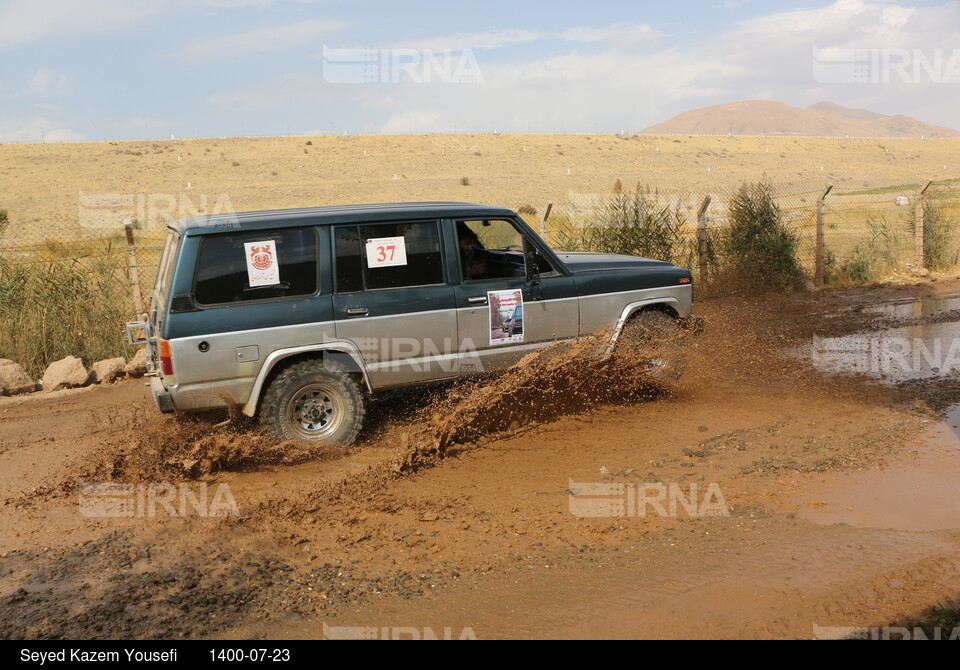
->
[376,245,396,262]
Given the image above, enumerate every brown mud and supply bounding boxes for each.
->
[4,277,960,639]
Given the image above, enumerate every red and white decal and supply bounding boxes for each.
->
[243,240,281,287]
[365,236,408,269]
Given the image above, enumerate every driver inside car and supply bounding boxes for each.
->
[457,222,488,280]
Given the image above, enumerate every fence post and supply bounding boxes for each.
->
[124,223,144,318]
[815,185,834,286]
[696,196,712,284]
[915,181,933,270]
[540,203,553,242]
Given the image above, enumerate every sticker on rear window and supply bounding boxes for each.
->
[243,240,281,287]
[365,236,408,268]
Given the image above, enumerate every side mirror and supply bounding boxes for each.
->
[524,243,541,283]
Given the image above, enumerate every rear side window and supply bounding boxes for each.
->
[333,221,444,292]
[194,228,318,305]
[155,230,181,306]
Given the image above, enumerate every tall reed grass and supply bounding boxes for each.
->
[0,253,136,378]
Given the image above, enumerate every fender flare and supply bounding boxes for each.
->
[241,341,371,417]
[605,298,682,355]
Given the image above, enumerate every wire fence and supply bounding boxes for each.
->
[1,178,959,376]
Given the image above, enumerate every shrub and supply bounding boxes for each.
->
[924,202,960,271]
[0,255,135,377]
[555,182,692,265]
[825,216,899,285]
[723,182,806,291]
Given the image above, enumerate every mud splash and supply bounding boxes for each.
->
[87,299,815,486]
[99,407,342,483]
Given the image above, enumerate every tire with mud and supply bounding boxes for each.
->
[615,309,684,381]
[260,359,366,445]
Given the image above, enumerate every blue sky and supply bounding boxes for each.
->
[1,0,959,141]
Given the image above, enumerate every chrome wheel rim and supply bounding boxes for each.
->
[286,383,344,440]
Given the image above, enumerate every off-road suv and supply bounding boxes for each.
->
[127,202,701,445]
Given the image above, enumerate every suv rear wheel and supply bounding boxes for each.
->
[261,360,366,445]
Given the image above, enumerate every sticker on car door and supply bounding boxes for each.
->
[488,289,524,345]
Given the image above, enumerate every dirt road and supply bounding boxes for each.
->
[3,279,960,639]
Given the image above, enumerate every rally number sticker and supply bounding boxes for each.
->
[365,236,408,268]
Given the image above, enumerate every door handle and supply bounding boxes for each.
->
[467,296,488,304]
[346,307,369,316]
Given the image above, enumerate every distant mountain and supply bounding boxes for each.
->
[806,102,885,121]
[642,100,960,138]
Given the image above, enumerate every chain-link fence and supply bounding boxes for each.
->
[1,179,959,376]
[513,178,960,286]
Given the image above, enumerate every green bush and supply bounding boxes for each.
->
[0,255,135,377]
[825,216,899,285]
[723,182,806,291]
[0,209,8,237]
[924,202,960,271]
[554,182,693,266]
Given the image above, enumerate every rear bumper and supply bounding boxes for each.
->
[681,315,705,336]
[148,375,175,414]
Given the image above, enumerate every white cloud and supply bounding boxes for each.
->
[557,23,659,48]
[390,29,547,51]
[26,69,68,96]
[209,1,960,132]
[173,19,346,61]
[0,0,328,50]
[379,108,444,134]
[386,23,659,52]
[0,117,83,142]
[0,0,164,50]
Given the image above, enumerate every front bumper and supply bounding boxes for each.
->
[148,375,175,413]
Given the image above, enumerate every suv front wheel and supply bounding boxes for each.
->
[260,360,366,445]
[615,309,684,381]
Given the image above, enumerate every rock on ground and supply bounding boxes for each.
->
[41,356,90,392]
[124,349,148,378]
[92,358,127,384]
[0,359,36,396]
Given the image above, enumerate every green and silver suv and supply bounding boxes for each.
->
[127,202,701,445]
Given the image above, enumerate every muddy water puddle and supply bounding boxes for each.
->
[812,296,960,382]
[861,294,960,319]
[793,405,960,532]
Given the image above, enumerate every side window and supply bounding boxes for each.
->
[456,219,526,282]
[333,221,444,292]
[194,228,317,305]
[334,226,364,293]
[526,239,560,277]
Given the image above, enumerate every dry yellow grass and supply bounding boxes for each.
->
[0,133,958,240]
